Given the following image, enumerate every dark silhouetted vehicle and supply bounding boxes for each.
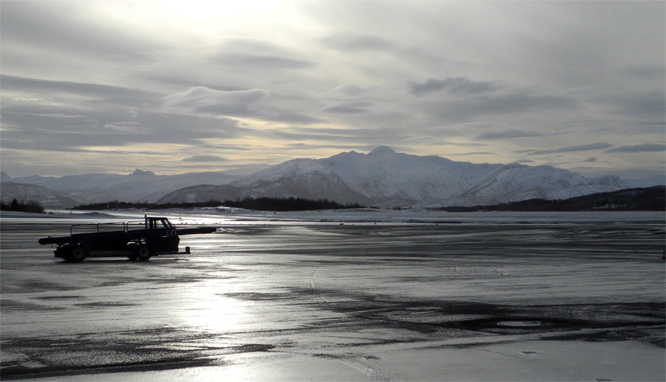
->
[38,216,216,262]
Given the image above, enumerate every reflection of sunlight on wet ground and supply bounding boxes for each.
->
[25,354,377,382]
[3,220,664,381]
[177,354,378,382]
[177,280,247,332]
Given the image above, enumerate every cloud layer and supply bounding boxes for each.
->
[1,0,664,179]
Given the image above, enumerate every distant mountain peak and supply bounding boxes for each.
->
[129,169,156,176]
[0,171,11,182]
[12,149,633,209]
[368,146,396,156]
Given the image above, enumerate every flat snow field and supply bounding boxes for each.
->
[1,218,664,381]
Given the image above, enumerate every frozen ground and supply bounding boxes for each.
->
[1,210,665,381]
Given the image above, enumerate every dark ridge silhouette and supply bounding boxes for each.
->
[72,197,365,212]
[438,186,665,212]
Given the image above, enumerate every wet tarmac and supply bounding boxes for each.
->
[1,221,665,380]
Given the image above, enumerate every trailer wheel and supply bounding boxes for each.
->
[136,245,153,261]
[68,245,88,262]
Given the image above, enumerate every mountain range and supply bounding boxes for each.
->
[1,146,663,209]
[1,169,238,208]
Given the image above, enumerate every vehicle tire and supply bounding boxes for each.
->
[136,244,153,261]
[69,245,88,262]
[57,244,73,261]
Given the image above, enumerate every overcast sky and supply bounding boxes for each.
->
[1,0,664,179]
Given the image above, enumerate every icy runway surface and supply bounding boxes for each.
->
[1,214,664,381]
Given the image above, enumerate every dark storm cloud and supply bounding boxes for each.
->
[266,112,325,125]
[322,101,374,114]
[2,75,258,152]
[1,75,160,107]
[598,91,666,118]
[276,126,365,140]
[468,92,578,114]
[425,90,579,123]
[182,155,228,162]
[135,111,251,142]
[282,143,369,151]
[214,53,314,69]
[409,78,498,97]
[528,143,613,155]
[1,74,306,154]
[271,126,411,146]
[1,105,251,152]
[213,39,315,69]
[475,129,546,140]
[163,86,270,116]
[1,111,102,153]
[605,144,666,153]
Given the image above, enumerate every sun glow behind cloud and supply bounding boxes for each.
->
[0,1,663,178]
[125,0,303,40]
[160,0,287,20]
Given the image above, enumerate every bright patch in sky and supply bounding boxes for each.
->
[161,0,285,19]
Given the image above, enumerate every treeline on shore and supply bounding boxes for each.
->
[438,186,665,212]
[0,198,45,213]
[72,197,365,212]
[6,186,664,214]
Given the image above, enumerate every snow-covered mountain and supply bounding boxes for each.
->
[625,174,666,189]
[1,181,80,208]
[4,170,238,207]
[158,146,629,207]
[166,159,372,205]
[5,147,658,209]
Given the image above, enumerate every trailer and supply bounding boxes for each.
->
[38,216,217,262]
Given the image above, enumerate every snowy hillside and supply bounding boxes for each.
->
[159,146,629,207]
[161,159,370,205]
[444,164,627,207]
[320,147,505,206]
[6,170,239,207]
[0,181,80,208]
